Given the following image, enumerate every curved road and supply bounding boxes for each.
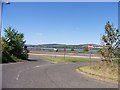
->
[2,55,117,88]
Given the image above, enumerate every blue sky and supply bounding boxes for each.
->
[2,2,118,45]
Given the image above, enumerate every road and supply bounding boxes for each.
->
[2,55,118,88]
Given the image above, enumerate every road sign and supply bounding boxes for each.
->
[88,44,93,48]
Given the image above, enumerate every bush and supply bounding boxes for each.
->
[19,50,29,60]
[2,51,15,63]
[71,48,74,51]
[2,27,29,63]
[20,53,28,60]
[83,47,89,52]
[11,56,22,62]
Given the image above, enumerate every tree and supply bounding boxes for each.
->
[2,27,28,62]
[101,21,119,62]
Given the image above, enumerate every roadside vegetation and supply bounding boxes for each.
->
[2,27,29,63]
[77,61,118,81]
[39,55,98,64]
[77,21,120,82]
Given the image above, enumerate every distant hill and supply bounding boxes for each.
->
[26,43,101,49]
[40,44,66,46]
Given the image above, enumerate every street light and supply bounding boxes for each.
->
[0,2,10,38]
[0,1,10,64]
[5,2,10,4]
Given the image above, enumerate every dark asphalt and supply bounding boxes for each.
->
[2,55,118,88]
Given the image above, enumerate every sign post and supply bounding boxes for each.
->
[53,48,57,58]
[64,48,66,59]
[88,44,93,66]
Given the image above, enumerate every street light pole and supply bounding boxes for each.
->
[0,2,10,38]
[0,1,10,64]
[0,2,3,39]
[0,2,3,64]
[0,2,10,89]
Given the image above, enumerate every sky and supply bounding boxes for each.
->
[2,2,118,45]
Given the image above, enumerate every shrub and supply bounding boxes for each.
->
[2,51,15,63]
[2,27,29,63]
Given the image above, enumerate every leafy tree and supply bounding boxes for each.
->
[101,21,119,62]
[2,27,28,62]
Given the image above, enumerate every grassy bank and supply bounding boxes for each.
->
[39,55,98,64]
[77,62,118,82]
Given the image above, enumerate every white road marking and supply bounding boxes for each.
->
[16,71,22,80]
[35,65,40,68]
[16,74,19,80]
[16,68,30,81]
[16,65,43,80]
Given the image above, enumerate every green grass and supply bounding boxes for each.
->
[78,62,118,81]
[39,55,98,64]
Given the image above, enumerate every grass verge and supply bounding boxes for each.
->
[39,55,98,64]
[77,62,118,83]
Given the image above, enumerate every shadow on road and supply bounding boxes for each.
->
[27,59,38,62]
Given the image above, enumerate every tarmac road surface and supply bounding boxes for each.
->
[2,55,118,88]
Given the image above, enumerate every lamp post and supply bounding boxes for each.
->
[0,2,10,38]
[0,2,10,89]
[0,2,10,64]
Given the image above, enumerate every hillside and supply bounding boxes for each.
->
[26,44,101,49]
